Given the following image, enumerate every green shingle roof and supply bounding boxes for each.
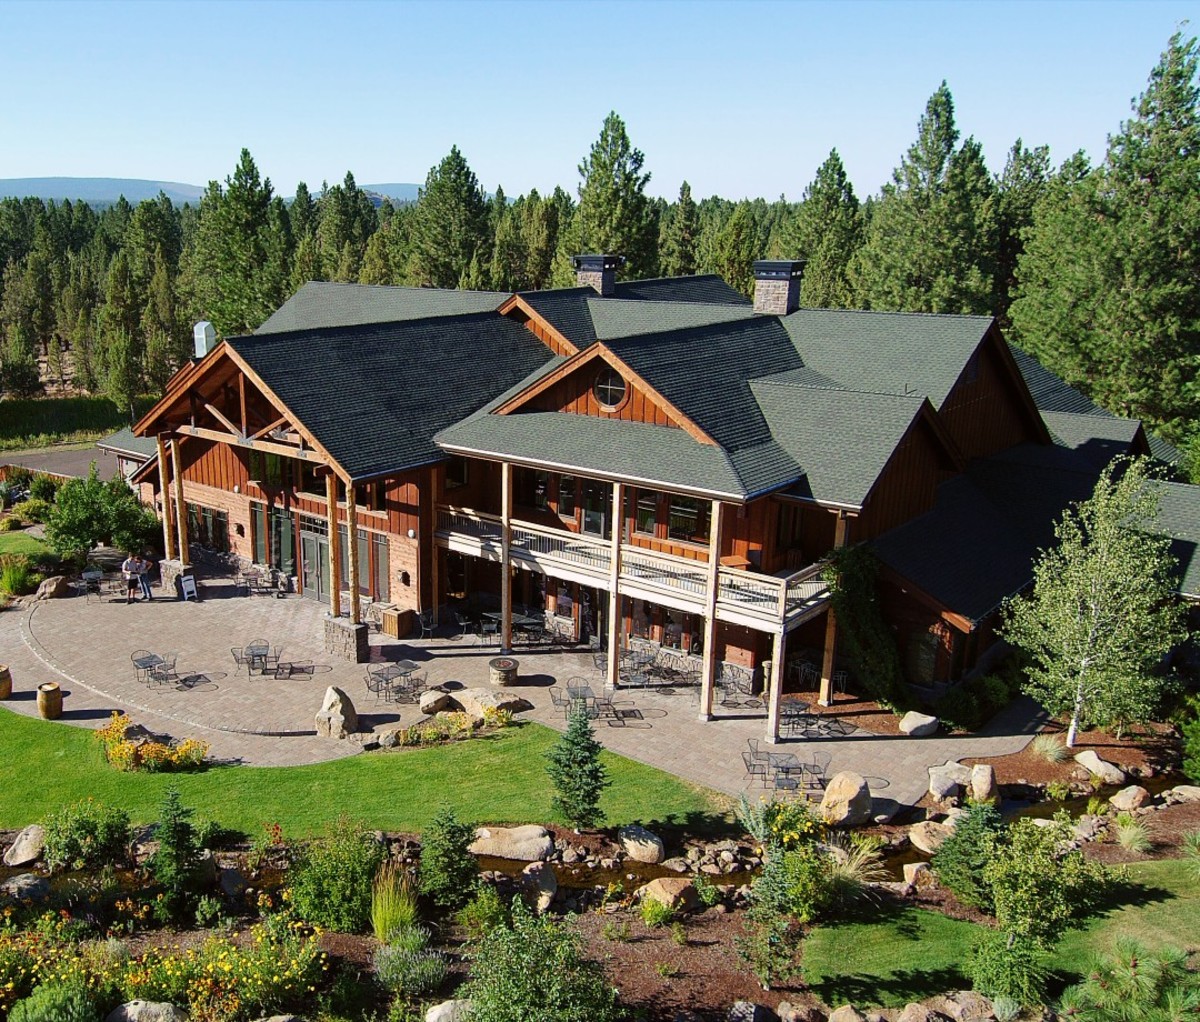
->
[588,298,757,340]
[257,282,506,334]
[228,312,554,481]
[1155,482,1200,598]
[96,426,158,460]
[781,308,992,407]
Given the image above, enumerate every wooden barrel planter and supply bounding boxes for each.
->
[37,682,62,720]
[0,665,11,700]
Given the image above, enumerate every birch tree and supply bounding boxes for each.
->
[1002,457,1185,746]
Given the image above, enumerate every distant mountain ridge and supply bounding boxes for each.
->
[0,177,206,204]
[0,177,423,207]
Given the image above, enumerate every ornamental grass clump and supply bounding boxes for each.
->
[371,863,419,942]
[1031,732,1070,763]
[1114,812,1152,853]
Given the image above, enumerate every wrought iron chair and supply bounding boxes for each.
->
[741,751,768,787]
[149,653,179,687]
[131,649,155,685]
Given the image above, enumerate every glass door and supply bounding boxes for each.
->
[300,531,330,603]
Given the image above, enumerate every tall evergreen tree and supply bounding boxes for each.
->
[993,139,1051,324]
[552,112,658,284]
[851,83,998,314]
[408,146,489,288]
[521,189,558,290]
[660,181,699,277]
[783,150,862,308]
[711,201,763,296]
[357,230,393,286]
[1011,32,1200,444]
[545,708,610,830]
[490,203,529,291]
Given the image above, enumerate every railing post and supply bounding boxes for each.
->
[698,500,725,721]
[500,462,513,653]
[606,482,624,690]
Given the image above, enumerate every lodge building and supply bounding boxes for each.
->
[133,256,1199,740]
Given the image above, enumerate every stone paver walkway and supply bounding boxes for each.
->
[4,574,1045,808]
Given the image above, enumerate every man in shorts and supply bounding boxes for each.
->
[121,553,139,604]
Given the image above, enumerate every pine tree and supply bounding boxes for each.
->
[545,708,610,830]
[993,139,1050,325]
[409,146,489,288]
[151,788,203,919]
[852,83,998,314]
[660,181,699,277]
[490,204,528,291]
[711,201,763,296]
[357,230,393,285]
[783,150,862,308]
[1012,32,1200,444]
[552,112,658,284]
[521,190,558,290]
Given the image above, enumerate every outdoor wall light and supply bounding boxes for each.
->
[233,484,240,494]
[406,528,416,539]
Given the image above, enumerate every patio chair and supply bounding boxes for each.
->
[746,738,770,764]
[131,649,155,685]
[364,671,389,702]
[149,654,179,687]
[451,609,474,641]
[806,750,831,790]
[230,647,253,675]
[416,611,435,640]
[741,751,768,787]
[476,619,499,646]
[548,687,570,711]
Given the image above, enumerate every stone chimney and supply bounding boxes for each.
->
[572,253,624,296]
[752,260,805,315]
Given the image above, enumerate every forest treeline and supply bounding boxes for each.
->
[0,32,1195,474]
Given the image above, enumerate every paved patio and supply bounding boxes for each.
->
[3,573,1045,807]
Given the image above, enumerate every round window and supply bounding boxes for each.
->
[593,366,627,409]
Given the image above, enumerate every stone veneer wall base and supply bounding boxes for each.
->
[324,616,369,663]
[159,558,185,598]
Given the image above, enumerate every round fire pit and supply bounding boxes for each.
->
[488,656,519,687]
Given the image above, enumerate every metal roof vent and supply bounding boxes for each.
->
[193,321,217,359]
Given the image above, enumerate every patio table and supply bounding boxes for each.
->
[245,642,274,674]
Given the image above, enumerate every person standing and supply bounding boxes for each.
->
[121,553,139,605]
[135,554,154,602]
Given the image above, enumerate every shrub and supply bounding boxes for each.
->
[735,902,802,991]
[290,818,384,932]
[18,498,52,524]
[692,873,722,908]
[1046,780,1072,802]
[932,800,1005,912]
[824,834,889,911]
[373,926,446,1001]
[0,516,22,532]
[418,806,477,911]
[481,706,515,729]
[757,845,831,924]
[966,930,1050,1008]
[372,863,419,942]
[462,898,620,1022]
[1114,813,1152,853]
[600,919,631,942]
[95,713,210,772]
[28,475,58,503]
[545,708,610,830]
[669,921,687,946]
[151,789,205,920]
[455,884,509,939]
[1058,938,1200,1021]
[1031,732,1070,763]
[0,555,34,596]
[43,799,131,872]
[736,792,823,852]
[639,898,675,928]
[9,982,101,1022]
[1182,829,1200,882]
[1182,705,1200,783]
[933,685,984,732]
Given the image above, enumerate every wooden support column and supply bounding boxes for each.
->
[346,483,360,624]
[156,435,176,561]
[605,482,625,690]
[500,462,513,653]
[698,499,726,720]
[818,511,850,707]
[766,627,788,744]
[171,438,189,567]
[326,472,342,619]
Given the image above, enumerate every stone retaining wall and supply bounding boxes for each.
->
[324,616,368,663]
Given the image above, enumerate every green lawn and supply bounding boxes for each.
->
[803,859,1200,1008]
[0,530,53,559]
[0,707,726,838]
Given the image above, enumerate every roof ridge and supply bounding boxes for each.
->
[750,376,927,402]
[789,305,993,323]
[232,308,507,346]
[298,280,508,297]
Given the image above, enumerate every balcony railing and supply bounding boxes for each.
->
[435,504,831,628]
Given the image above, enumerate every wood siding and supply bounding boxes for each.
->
[940,335,1043,461]
[525,364,682,429]
[506,307,575,358]
[855,417,956,541]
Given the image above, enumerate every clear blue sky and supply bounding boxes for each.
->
[0,0,1195,200]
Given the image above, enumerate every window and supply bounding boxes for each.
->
[635,490,659,535]
[533,471,549,511]
[668,497,710,544]
[252,503,294,574]
[372,533,389,602]
[581,480,611,538]
[592,365,627,409]
[338,525,371,596]
[557,475,576,516]
[445,457,469,490]
[248,451,284,487]
[186,503,229,552]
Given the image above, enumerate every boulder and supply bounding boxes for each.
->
[35,575,72,600]
[520,861,557,914]
[426,1003,472,1022]
[315,686,357,739]
[0,873,49,903]
[903,862,933,887]
[1074,750,1125,786]
[930,991,995,1021]
[619,824,665,864]
[1109,785,1150,812]
[1169,784,1200,803]
[928,767,963,802]
[104,1003,187,1022]
[820,772,872,828]
[828,1008,867,1022]
[638,876,698,912]
[908,821,954,855]
[896,1006,950,1022]
[969,764,997,803]
[420,689,453,715]
[942,807,967,831]
[662,856,691,873]
[451,687,532,720]
[468,824,554,861]
[3,824,45,866]
[379,730,399,749]
[777,1004,827,1022]
[728,1004,778,1022]
[899,711,939,737]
